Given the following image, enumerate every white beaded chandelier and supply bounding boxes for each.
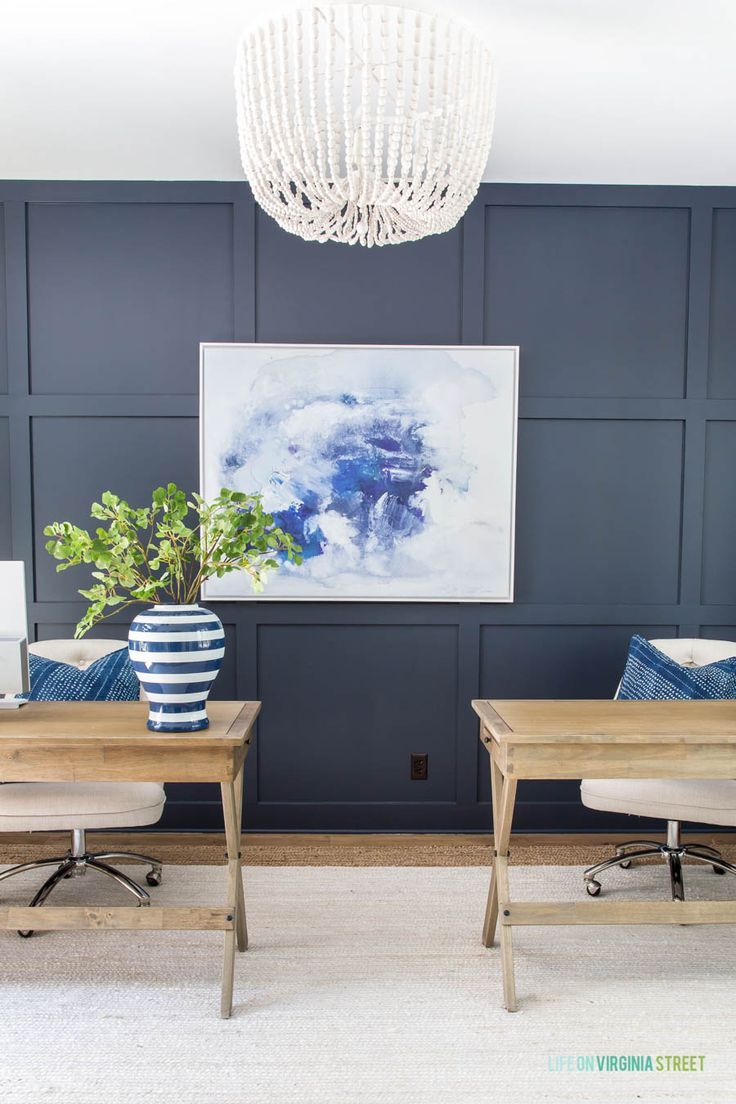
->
[234,3,496,247]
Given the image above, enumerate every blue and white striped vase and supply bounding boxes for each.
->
[128,604,225,732]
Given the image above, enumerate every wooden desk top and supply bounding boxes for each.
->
[472,698,736,745]
[0,701,261,783]
[0,700,261,747]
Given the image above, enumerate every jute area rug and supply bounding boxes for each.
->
[1,832,734,867]
[0,862,734,1104]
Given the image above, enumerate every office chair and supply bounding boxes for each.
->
[581,638,736,900]
[0,639,165,934]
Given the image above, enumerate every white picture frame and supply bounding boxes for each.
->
[200,343,519,602]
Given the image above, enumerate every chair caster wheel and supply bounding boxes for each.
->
[585,880,602,897]
[713,866,726,875]
[146,869,162,887]
[618,859,631,869]
[17,930,34,938]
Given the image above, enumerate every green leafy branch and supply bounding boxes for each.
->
[44,484,302,638]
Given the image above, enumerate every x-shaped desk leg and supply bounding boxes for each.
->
[220,761,247,1018]
[481,740,518,1012]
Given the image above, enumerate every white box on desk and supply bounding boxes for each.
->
[0,636,29,704]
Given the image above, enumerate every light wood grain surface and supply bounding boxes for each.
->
[0,907,234,931]
[0,699,259,1017]
[473,698,736,743]
[502,901,736,925]
[0,700,260,745]
[0,701,260,783]
[474,696,736,1011]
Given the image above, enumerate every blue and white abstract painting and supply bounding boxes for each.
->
[200,345,518,600]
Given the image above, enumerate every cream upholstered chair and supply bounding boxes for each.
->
[0,639,165,933]
[581,638,736,900]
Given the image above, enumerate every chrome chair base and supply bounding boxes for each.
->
[0,829,162,936]
[583,820,736,901]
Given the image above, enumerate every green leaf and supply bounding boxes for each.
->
[44,482,304,628]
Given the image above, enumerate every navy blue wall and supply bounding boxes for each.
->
[1,181,735,832]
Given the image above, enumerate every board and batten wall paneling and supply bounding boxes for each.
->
[256,624,458,804]
[513,419,683,605]
[0,418,11,559]
[701,421,736,607]
[0,205,7,395]
[254,208,463,344]
[26,202,235,395]
[31,416,199,602]
[483,204,690,399]
[702,627,736,643]
[708,209,736,399]
[1,181,735,832]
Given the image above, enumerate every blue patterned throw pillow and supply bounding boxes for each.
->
[619,635,736,700]
[22,648,139,702]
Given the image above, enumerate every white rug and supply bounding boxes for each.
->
[0,862,734,1104]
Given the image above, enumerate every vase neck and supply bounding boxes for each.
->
[152,603,200,611]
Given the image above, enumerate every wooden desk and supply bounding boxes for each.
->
[472,698,736,1012]
[0,699,260,1018]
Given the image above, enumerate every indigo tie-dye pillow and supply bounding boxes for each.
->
[618,635,736,700]
[21,648,139,702]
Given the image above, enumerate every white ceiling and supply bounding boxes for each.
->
[1,0,735,184]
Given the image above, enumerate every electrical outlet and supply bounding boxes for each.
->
[410,753,428,781]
